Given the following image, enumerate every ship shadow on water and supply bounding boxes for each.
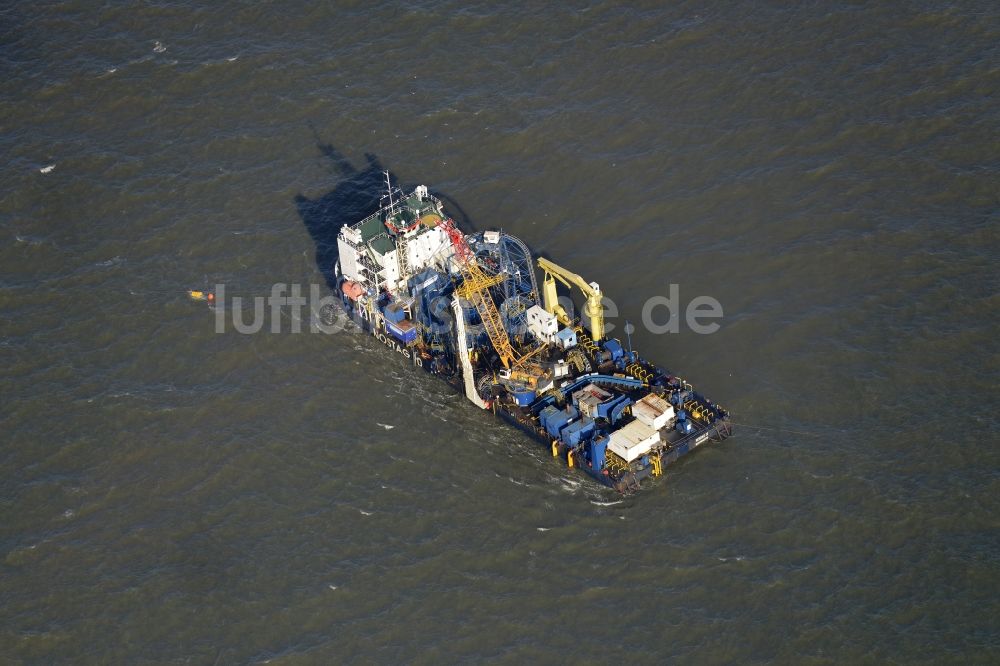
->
[294,144,384,288]
[294,139,475,288]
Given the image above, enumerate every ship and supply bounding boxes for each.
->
[332,173,732,494]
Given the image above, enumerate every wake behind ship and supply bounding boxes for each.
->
[333,174,732,494]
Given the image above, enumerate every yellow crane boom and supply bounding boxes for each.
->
[444,217,543,370]
[537,256,605,342]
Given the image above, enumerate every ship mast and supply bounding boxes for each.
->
[383,171,411,288]
[383,170,399,220]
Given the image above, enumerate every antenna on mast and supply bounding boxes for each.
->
[383,170,399,220]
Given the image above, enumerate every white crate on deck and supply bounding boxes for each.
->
[633,393,675,431]
[607,420,661,463]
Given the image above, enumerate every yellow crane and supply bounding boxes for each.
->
[443,218,544,371]
[537,257,605,342]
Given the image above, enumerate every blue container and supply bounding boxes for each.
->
[542,406,578,439]
[539,405,560,434]
[512,390,537,407]
[384,302,406,324]
[561,418,595,446]
[386,319,417,344]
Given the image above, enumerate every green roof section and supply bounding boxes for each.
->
[369,234,395,256]
[359,215,386,243]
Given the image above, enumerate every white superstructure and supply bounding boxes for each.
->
[336,180,455,296]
